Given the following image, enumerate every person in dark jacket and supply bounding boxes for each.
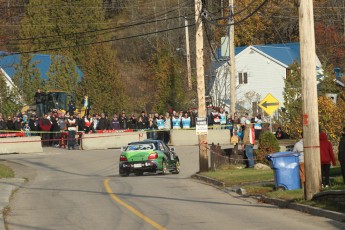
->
[68,101,76,116]
[119,111,128,129]
[139,111,149,129]
[6,117,14,130]
[129,114,137,130]
[320,131,337,187]
[97,113,108,130]
[50,116,60,147]
[338,128,345,184]
[13,117,22,131]
[0,114,6,132]
[28,116,37,135]
[34,88,44,117]
[39,114,52,147]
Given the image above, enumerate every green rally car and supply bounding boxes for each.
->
[119,139,180,176]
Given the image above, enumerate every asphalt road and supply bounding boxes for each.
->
[1,146,345,230]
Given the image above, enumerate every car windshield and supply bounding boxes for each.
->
[126,144,155,151]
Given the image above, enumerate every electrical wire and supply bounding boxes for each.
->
[4,0,193,42]
[4,22,195,55]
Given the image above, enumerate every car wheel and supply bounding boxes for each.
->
[119,170,129,177]
[134,171,144,176]
[161,160,167,175]
[172,160,180,174]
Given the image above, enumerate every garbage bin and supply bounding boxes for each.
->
[266,151,300,190]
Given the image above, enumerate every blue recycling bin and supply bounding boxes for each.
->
[266,151,300,190]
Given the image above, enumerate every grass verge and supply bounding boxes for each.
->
[0,163,15,178]
[200,165,345,214]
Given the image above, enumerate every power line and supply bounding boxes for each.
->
[5,23,195,55]
[4,0,193,42]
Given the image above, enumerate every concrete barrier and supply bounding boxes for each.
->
[169,129,230,146]
[0,136,43,154]
[81,132,146,150]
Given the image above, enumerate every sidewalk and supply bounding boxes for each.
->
[0,178,25,230]
[192,173,345,223]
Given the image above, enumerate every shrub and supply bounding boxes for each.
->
[256,131,280,163]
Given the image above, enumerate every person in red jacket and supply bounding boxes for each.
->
[319,131,337,187]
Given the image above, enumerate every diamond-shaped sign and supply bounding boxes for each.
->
[259,93,280,116]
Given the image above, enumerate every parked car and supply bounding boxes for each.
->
[119,139,180,176]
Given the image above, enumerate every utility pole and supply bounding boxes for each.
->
[229,0,236,115]
[195,0,208,172]
[185,17,192,90]
[299,0,321,200]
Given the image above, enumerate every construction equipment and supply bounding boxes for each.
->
[22,91,75,115]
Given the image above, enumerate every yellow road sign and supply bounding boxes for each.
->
[259,93,280,116]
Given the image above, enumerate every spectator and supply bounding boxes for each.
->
[83,114,93,133]
[219,108,227,129]
[110,114,120,130]
[163,112,171,144]
[23,122,31,137]
[66,114,78,150]
[156,114,165,141]
[210,109,220,128]
[320,131,336,187]
[338,127,345,184]
[39,114,52,147]
[13,117,22,131]
[254,114,263,140]
[119,111,128,129]
[139,111,149,129]
[293,132,305,188]
[51,115,60,147]
[172,113,181,129]
[92,114,99,132]
[181,112,191,129]
[137,116,146,130]
[0,114,6,132]
[34,88,44,117]
[275,127,284,139]
[243,120,255,168]
[129,114,137,130]
[187,108,197,128]
[97,113,108,130]
[147,114,157,139]
[68,101,76,116]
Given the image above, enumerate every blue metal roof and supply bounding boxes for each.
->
[235,42,301,66]
[0,52,83,80]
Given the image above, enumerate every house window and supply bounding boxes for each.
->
[238,72,248,84]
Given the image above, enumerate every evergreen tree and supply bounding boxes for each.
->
[12,54,42,105]
[46,53,79,93]
[279,62,303,139]
[0,73,22,116]
[149,47,189,114]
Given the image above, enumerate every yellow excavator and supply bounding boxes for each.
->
[22,91,77,115]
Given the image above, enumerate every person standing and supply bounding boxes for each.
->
[119,111,128,129]
[34,88,44,117]
[66,115,78,150]
[163,112,171,144]
[338,128,345,184]
[254,114,263,140]
[181,113,191,129]
[243,120,255,168]
[293,133,305,188]
[39,114,52,147]
[97,113,108,131]
[319,131,336,187]
[68,101,76,116]
[110,114,120,130]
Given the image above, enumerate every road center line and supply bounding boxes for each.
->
[104,178,167,230]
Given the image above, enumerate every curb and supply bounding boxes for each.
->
[191,174,225,187]
[192,174,345,223]
[0,178,26,230]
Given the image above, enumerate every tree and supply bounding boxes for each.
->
[279,62,303,139]
[12,54,42,105]
[79,44,126,115]
[46,53,79,93]
[0,73,22,116]
[148,46,190,114]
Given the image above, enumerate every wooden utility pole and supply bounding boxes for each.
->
[229,0,236,115]
[195,0,208,172]
[185,17,192,90]
[299,0,321,200]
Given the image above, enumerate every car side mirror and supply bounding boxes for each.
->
[170,147,175,151]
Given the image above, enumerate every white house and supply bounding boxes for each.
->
[1,68,15,91]
[207,43,323,115]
